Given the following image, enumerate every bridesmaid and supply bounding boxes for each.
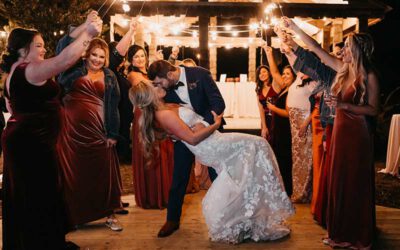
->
[264,45,295,197]
[255,65,280,142]
[283,17,379,249]
[56,14,123,231]
[127,45,174,209]
[0,14,100,249]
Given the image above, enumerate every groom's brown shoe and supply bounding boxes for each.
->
[157,221,180,238]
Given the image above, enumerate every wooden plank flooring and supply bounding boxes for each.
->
[62,191,400,250]
[0,191,399,249]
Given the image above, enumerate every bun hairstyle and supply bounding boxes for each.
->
[0,28,40,73]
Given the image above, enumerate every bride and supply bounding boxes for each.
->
[130,81,295,244]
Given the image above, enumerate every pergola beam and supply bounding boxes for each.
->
[97,1,391,20]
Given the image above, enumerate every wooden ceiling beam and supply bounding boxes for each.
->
[97,1,390,20]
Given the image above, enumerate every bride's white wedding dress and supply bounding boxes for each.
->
[178,107,295,244]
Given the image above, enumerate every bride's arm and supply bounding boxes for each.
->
[157,110,222,146]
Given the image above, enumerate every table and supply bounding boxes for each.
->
[378,114,400,177]
[216,82,260,119]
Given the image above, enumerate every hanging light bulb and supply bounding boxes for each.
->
[122,2,130,12]
[138,15,144,23]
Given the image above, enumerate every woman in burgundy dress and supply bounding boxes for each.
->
[284,17,379,249]
[264,46,296,197]
[127,45,174,209]
[57,21,123,230]
[0,19,100,249]
[255,65,280,143]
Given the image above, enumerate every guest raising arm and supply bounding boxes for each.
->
[0,13,101,249]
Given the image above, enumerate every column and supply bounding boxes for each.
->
[322,25,331,52]
[134,21,145,48]
[199,15,210,69]
[248,18,257,82]
[331,18,343,45]
[209,17,217,80]
[356,16,368,33]
[148,32,157,63]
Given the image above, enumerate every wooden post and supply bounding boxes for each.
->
[199,15,210,69]
[356,16,368,33]
[248,17,257,82]
[148,32,157,63]
[331,18,343,45]
[209,17,217,80]
[134,22,145,48]
[322,25,331,52]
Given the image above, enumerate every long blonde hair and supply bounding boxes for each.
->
[331,33,374,105]
[129,81,165,163]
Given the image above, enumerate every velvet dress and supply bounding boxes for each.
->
[326,86,375,249]
[131,73,174,209]
[270,88,293,196]
[58,75,122,225]
[2,63,67,249]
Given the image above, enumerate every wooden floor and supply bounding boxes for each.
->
[55,191,400,250]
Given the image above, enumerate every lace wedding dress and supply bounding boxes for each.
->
[178,107,295,244]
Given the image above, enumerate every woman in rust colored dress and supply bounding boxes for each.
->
[56,21,123,231]
[284,17,379,249]
[127,45,174,209]
[1,19,100,249]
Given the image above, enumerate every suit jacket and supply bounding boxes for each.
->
[164,66,225,126]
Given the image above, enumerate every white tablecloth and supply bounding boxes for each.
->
[216,82,260,119]
[379,114,400,177]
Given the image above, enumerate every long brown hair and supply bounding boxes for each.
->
[331,33,374,105]
[129,81,165,163]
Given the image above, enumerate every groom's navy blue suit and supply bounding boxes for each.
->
[164,66,225,222]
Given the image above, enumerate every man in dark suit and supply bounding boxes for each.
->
[148,60,225,237]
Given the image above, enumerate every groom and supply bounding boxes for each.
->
[148,60,225,237]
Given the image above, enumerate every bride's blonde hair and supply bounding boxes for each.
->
[129,81,165,164]
[331,33,374,105]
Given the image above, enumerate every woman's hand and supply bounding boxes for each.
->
[106,138,117,147]
[211,111,223,126]
[261,127,269,139]
[299,121,309,137]
[266,102,275,113]
[281,16,298,32]
[86,17,103,37]
[129,18,137,33]
[263,45,273,56]
[85,11,99,26]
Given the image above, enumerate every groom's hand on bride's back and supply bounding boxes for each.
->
[211,111,223,126]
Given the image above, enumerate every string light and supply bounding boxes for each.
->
[0,31,7,38]
[122,2,130,12]
[225,24,232,31]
